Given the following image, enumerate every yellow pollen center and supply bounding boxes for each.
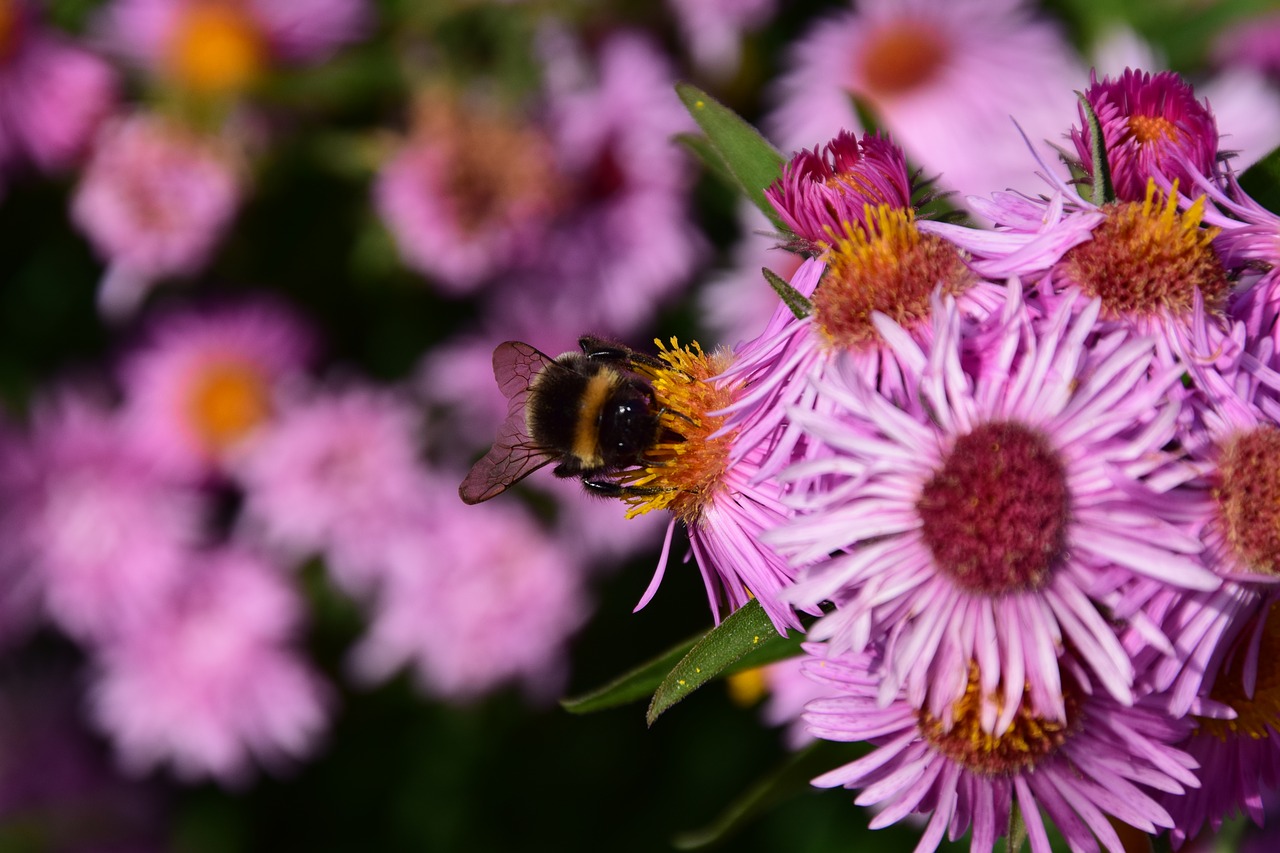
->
[1198,604,1280,742]
[726,667,768,707]
[813,206,974,350]
[166,2,266,97]
[1214,425,1280,576]
[1059,180,1227,320]
[857,20,949,99]
[1128,114,1179,146]
[921,663,1075,776]
[184,358,272,452]
[618,339,736,525]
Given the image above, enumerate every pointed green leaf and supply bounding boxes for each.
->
[676,83,786,230]
[1239,144,1280,216]
[1076,91,1114,206]
[560,636,697,714]
[672,741,866,850]
[763,267,813,319]
[647,599,799,726]
[675,132,737,192]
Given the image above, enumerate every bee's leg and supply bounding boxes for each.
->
[553,461,583,478]
[581,478,676,498]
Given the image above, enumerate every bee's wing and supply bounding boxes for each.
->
[459,342,556,504]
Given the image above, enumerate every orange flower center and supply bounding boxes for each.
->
[184,357,271,452]
[166,2,266,97]
[857,20,949,100]
[1215,425,1280,576]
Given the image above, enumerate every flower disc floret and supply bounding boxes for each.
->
[1214,426,1280,577]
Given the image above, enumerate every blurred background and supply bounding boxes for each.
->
[0,0,1278,850]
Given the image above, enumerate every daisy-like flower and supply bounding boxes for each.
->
[70,112,243,317]
[89,546,330,784]
[803,646,1199,853]
[609,331,826,633]
[1161,594,1280,849]
[717,135,1005,480]
[1070,69,1222,204]
[230,382,436,595]
[374,92,561,295]
[764,130,913,251]
[0,1,118,187]
[98,0,370,99]
[1213,11,1280,83]
[118,299,314,480]
[766,0,1082,201]
[770,288,1218,727]
[0,394,202,645]
[496,29,703,337]
[349,498,588,703]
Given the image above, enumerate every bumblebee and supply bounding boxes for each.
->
[459,336,674,504]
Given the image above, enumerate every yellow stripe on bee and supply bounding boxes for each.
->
[572,370,613,467]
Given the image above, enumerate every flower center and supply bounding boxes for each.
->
[917,421,1069,595]
[1199,603,1280,741]
[0,0,19,62]
[184,357,271,452]
[921,663,1076,776]
[1215,426,1280,576]
[618,340,736,525]
[166,2,266,97]
[1057,181,1228,320]
[415,98,560,236]
[857,20,949,99]
[812,206,974,350]
[1128,114,1179,146]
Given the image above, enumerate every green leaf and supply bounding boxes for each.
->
[674,132,738,191]
[672,740,866,850]
[763,267,813,319]
[647,599,798,726]
[1076,91,1115,206]
[676,83,787,230]
[1239,144,1280,216]
[560,636,698,715]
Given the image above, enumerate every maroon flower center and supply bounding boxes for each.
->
[1215,426,1280,576]
[917,422,1069,595]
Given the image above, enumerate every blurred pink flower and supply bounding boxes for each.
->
[98,0,371,97]
[349,499,588,703]
[70,113,243,316]
[230,382,436,595]
[0,394,203,644]
[496,29,703,338]
[374,95,560,294]
[1213,11,1280,82]
[766,0,1082,201]
[667,0,776,77]
[118,299,314,480]
[0,2,118,186]
[89,547,330,784]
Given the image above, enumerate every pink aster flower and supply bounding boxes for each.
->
[766,0,1082,201]
[89,546,330,784]
[0,2,118,185]
[497,29,703,337]
[70,113,243,317]
[802,646,1199,853]
[666,0,776,78]
[1159,593,1280,849]
[118,299,313,480]
[764,130,914,250]
[770,288,1218,728]
[1069,69,1222,204]
[1213,11,1280,83]
[230,382,437,595]
[0,393,203,644]
[98,0,370,98]
[373,94,560,294]
[349,499,588,703]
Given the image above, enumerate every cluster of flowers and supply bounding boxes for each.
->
[602,69,1280,851]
